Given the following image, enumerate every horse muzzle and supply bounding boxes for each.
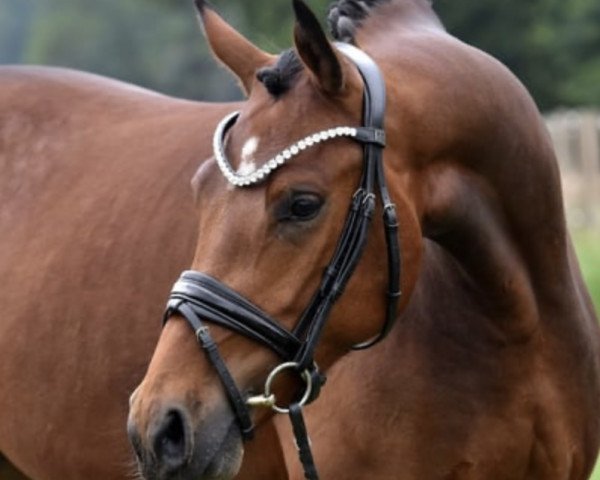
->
[127,401,243,480]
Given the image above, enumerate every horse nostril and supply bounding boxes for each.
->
[152,408,191,470]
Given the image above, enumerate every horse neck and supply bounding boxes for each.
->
[355,11,582,342]
[424,114,571,340]
[353,0,444,47]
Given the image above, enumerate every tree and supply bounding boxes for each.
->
[434,0,600,109]
[1,0,598,109]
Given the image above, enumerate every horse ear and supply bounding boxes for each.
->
[194,0,273,95]
[292,0,345,94]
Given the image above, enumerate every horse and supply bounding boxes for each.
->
[125,0,600,479]
[0,65,292,477]
[1,0,599,479]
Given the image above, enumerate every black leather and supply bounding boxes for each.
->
[354,126,386,146]
[289,403,319,480]
[166,300,255,440]
[166,272,301,359]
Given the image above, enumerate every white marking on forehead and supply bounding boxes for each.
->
[242,136,259,161]
[237,136,259,177]
[242,137,259,159]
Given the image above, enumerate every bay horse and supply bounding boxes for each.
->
[126,0,600,479]
[0,1,598,480]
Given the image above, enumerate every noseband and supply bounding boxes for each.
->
[163,43,401,480]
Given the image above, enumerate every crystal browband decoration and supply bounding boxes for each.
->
[213,111,360,187]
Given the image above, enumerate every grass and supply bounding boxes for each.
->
[573,229,600,315]
[573,229,600,479]
[593,461,600,480]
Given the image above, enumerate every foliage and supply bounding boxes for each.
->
[592,458,600,480]
[434,0,600,110]
[1,0,599,109]
[572,228,600,479]
[0,0,241,100]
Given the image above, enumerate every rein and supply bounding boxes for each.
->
[163,42,401,480]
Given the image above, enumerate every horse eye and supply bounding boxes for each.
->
[277,192,324,222]
[291,194,323,219]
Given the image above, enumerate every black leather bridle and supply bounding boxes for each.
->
[163,43,401,480]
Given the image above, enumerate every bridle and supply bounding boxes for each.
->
[163,43,401,480]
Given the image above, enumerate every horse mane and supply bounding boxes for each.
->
[257,0,435,96]
[328,0,435,42]
[327,0,390,42]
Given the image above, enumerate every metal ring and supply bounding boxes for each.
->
[263,362,313,414]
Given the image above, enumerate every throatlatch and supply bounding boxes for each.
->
[163,42,401,480]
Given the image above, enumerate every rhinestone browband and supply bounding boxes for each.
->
[213,111,362,187]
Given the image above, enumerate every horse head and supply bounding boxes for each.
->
[127,1,423,478]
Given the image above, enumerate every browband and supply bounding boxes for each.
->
[214,115,385,187]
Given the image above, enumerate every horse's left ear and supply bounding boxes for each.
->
[292,0,346,94]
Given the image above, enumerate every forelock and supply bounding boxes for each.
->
[256,50,304,97]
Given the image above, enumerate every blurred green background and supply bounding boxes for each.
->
[1,0,599,109]
[576,230,600,314]
[1,0,599,476]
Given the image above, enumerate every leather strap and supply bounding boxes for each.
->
[354,126,386,146]
[289,403,319,480]
[340,42,402,351]
[294,41,401,363]
[167,301,255,440]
